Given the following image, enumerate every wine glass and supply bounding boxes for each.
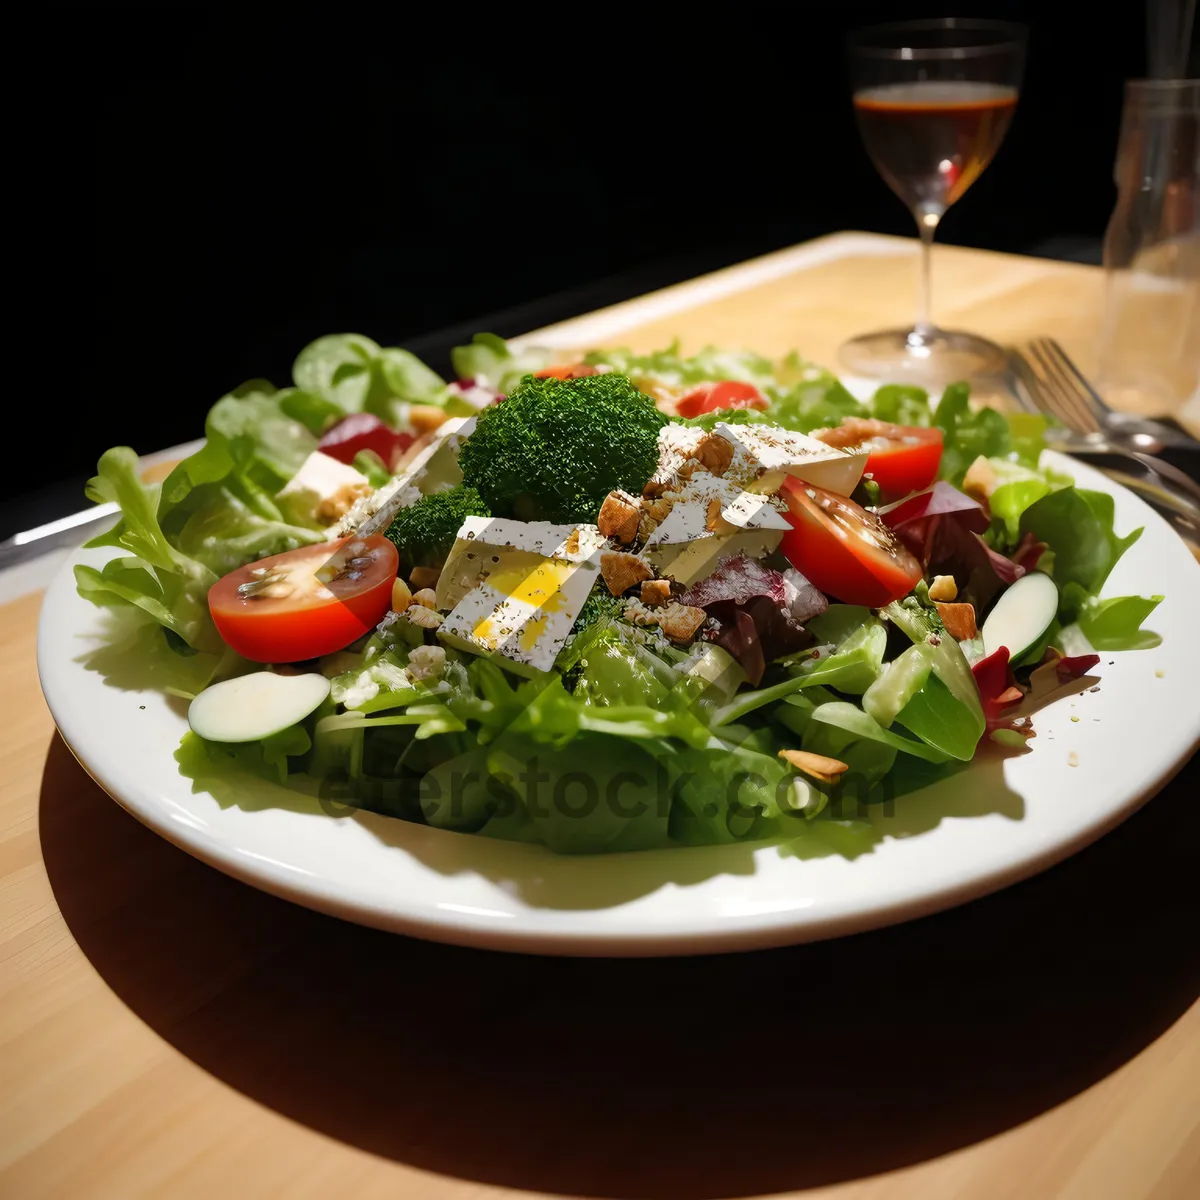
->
[839,18,1027,381]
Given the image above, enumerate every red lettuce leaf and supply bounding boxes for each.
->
[683,555,825,685]
[881,482,1025,608]
[972,646,1028,734]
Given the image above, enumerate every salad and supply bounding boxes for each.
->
[77,332,1163,854]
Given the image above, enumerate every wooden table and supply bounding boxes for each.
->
[3,235,1197,1199]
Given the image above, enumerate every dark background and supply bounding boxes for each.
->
[8,2,1193,528]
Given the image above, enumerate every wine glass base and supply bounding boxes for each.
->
[838,327,1008,383]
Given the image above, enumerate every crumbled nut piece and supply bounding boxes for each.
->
[406,643,447,682]
[409,566,441,591]
[412,588,438,609]
[640,579,672,608]
[928,574,958,602]
[601,551,653,596]
[704,496,737,535]
[935,601,977,641]
[645,496,675,523]
[408,404,449,434]
[658,603,707,644]
[778,748,850,785]
[316,480,373,524]
[404,604,443,630]
[694,431,734,476]
[636,510,659,542]
[391,577,413,614]
[564,527,582,556]
[622,597,659,626]
[962,455,1000,503]
[597,490,642,544]
[405,604,444,633]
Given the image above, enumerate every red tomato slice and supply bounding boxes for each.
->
[319,413,415,472]
[863,426,943,495]
[675,381,768,419]
[812,418,943,496]
[533,363,599,379]
[209,536,399,663]
[779,479,923,607]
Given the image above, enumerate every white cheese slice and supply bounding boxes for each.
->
[714,422,866,496]
[436,519,605,676]
[646,423,707,494]
[336,416,478,537]
[643,475,790,586]
[436,516,606,611]
[276,451,370,526]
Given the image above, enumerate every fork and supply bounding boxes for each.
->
[1015,337,1200,454]
[1007,341,1200,509]
[1006,344,1200,555]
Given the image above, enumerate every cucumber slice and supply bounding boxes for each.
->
[981,572,1060,660]
[188,672,331,744]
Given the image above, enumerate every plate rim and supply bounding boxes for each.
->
[37,448,1200,956]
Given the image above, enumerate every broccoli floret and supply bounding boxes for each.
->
[384,485,491,567]
[459,374,667,523]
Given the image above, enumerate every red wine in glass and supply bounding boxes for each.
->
[853,82,1018,214]
[839,20,1026,382]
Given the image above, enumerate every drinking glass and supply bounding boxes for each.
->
[839,18,1027,381]
[1099,79,1199,421]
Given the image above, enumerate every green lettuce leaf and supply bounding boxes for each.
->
[584,341,778,390]
[176,724,312,786]
[786,605,887,693]
[78,382,326,650]
[293,333,448,422]
[77,448,221,651]
[451,332,553,393]
[870,384,932,427]
[1018,487,1143,619]
[1077,594,1163,651]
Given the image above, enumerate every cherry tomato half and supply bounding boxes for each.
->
[863,427,943,495]
[209,536,399,663]
[675,381,768,419]
[779,479,923,608]
[319,413,415,472]
[812,418,943,496]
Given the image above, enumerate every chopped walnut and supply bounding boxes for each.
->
[639,579,672,608]
[658,603,707,644]
[636,510,660,543]
[600,551,653,596]
[403,604,443,630]
[411,588,438,609]
[408,404,450,435]
[694,431,734,476]
[597,490,642,544]
[316,480,373,524]
[564,527,582,556]
[644,496,676,523]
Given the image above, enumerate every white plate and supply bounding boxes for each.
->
[37,448,1200,955]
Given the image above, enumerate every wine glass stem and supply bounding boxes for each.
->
[913,208,942,342]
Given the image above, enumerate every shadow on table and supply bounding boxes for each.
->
[38,733,1199,1199]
